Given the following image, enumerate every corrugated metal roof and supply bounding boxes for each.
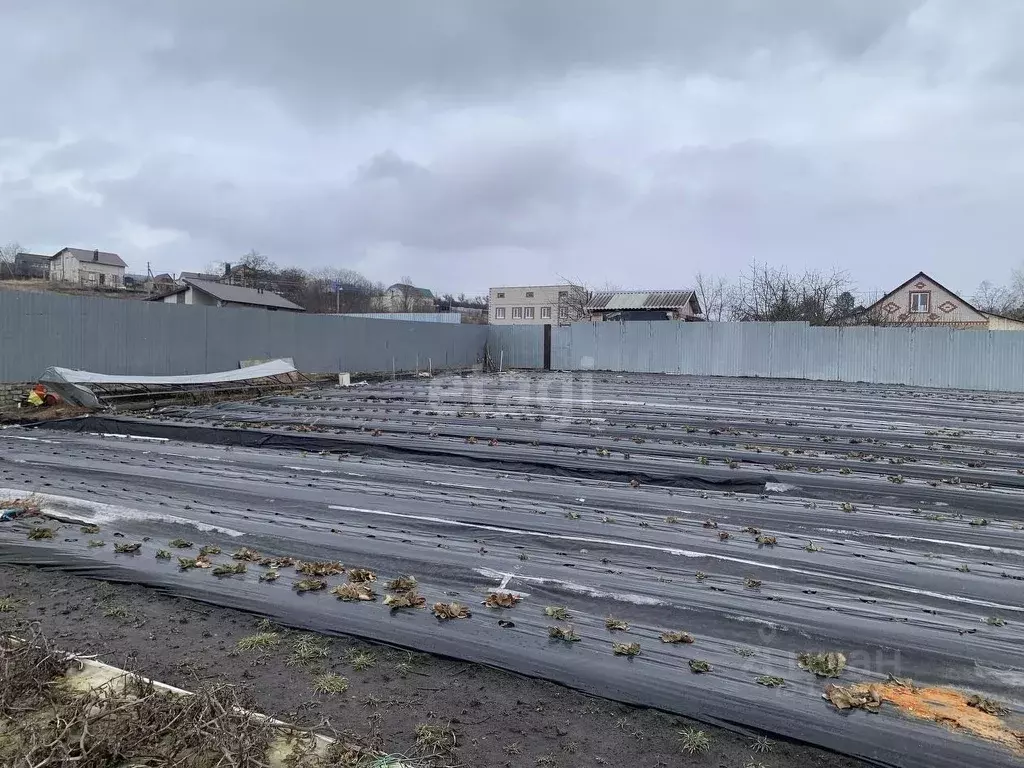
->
[586,290,696,311]
[150,279,305,311]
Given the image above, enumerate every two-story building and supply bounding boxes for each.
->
[488,284,572,324]
[48,247,127,288]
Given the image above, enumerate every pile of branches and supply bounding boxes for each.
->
[0,624,370,767]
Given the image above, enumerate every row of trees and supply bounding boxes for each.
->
[690,261,1024,324]
[220,251,488,316]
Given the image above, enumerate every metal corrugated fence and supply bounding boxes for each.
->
[336,312,462,323]
[0,291,486,380]
[547,321,1024,392]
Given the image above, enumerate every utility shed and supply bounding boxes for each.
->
[585,290,703,322]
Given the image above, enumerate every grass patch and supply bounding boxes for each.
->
[695,571,708,581]
[155,550,172,560]
[236,632,280,652]
[679,727,711,755]
[345,648,376,671]
[311,672,349,696]
[755,676,785,688]
[415,723,458,759]
[27,527,55,540]
[287,635,330,667]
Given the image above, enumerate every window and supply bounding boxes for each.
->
[494,307,506,319]
[909,292,930,314]
[524,306,535,319]
[98,273,105,286]
[496,292,505,298]
[540,306,552,319]
[525,291,534,298]
[512,306,523,319]
[558,290,568,298]
[558,306,569,319]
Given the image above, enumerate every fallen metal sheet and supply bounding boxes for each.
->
[39,358,297,386]
[3,372,1024,768]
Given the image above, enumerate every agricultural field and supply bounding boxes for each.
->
[2,372,1022,767]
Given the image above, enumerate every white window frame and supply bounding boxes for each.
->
[524,306,535,319]
[512,306,523,319]
[909,292,930,314]
[558,305,569,319]
[494,307,506,319]
[540,306,551,319]
[525,291,534,298]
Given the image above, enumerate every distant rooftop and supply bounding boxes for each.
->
[586,290,698,312]
[150,278,304,311]
[53,247,127,268]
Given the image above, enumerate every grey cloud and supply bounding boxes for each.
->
[3,1,1024,296]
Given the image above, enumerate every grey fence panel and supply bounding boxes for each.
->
[0,290,487,381]
[486,325,544,369]
[543,320,1024,393]
[679,323,713,375]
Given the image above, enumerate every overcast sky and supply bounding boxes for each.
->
[3,1,1023,298]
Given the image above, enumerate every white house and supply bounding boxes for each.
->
[382,283,435,312]
[48,247,127,288]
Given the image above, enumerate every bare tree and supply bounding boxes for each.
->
[973,276,1024,320]
[693,272,728,321]
[236,249,278,289]
[556,275,594,324]
[727,260,855,325]
[0,241,22,278]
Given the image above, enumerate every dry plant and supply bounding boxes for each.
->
[199,545,222,556]
[483,592,521,609]
[605,617,629,631]
[432,602,471,620]
[688,659,712,674]
[311,673,349,696]
[347,568,377,583]
[232,547,262,562]
[679,727,711,755]
[155,550,171,560]
[168,538,193,549]
[293,579,328,593]
[548,626,581,642]
[797,651,847,678]
[236,632,280,652]
[544,606,570,621]
[386,575,417,592]
[384,591,426,611]
[287,635,330,667]
[212,563,246,577]
[113,542,141,554]
[331,583,376,602]
[258,556,295,569]
[660,631,694,644]
[612,642,640,657]
[296,561,344,577]
[28,527,55,540]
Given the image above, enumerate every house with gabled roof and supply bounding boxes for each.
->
[148,278,304,312]
[860,272,1024,331]
[48,247,127,288]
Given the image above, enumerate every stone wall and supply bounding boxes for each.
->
[0,382,31,408]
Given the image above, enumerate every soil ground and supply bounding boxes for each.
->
[0,564,866,768]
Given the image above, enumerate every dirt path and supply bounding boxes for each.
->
[0,564,867,768]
